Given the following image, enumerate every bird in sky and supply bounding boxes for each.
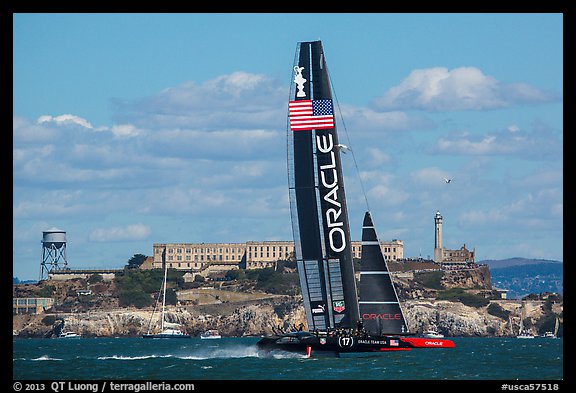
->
[444,178,453,183]
[336,144,351,154]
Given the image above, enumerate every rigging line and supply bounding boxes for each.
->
[326,64,371,213]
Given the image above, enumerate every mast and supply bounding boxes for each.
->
[358,211,409,335]
[161,259,168,332]
[287,41,360,331]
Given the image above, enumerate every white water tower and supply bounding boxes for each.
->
[40,228,69,280]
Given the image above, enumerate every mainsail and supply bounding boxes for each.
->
[358,211,410,335]
[287,40,360,331]
[256,40,456,356]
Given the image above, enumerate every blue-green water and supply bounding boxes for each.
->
[13,337,563,381]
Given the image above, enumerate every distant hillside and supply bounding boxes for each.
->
[479,257,562,269]
[480,258,563,299]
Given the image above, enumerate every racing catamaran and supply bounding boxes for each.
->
[256,40,455,357]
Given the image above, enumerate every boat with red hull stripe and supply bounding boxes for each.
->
[256,40,455,357]
[400,337,456,348]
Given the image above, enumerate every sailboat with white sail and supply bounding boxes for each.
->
[540,317,559,338]
[143,255,190,339]
[516,301,535,339]
[256,41,455,357]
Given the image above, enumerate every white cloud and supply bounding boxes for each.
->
[37,114,94,129]
[360,170,410,206]
[339,104,434,133]
[110,124,141,138]
[35,114,141,138]
[13,116,59,142]
[89,224,151,242]
[114,72,286,130]
[147,128,279,160]
[373,66,558,111]
[365,147,392,167]
[432,123,562,159]
[13,190,85,219]
[507,124,520,133]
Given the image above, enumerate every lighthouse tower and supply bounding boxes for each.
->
[433,211,443,262]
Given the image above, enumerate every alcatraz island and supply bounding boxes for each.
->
[13,211,562,339]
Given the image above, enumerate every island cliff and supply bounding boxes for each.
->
[13,264,562,338]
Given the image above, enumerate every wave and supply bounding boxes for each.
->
[32,355,63,361]
[97,354,174,361]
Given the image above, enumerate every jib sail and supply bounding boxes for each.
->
[358,211,410,335]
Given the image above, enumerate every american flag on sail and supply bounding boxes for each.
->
[289,99,334,131]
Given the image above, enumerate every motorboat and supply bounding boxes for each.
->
[200,329,222,339]
[422,329,444,338]
[58,331,81,338]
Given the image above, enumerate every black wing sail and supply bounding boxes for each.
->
[287,41,360,331]
[358,211,410,335]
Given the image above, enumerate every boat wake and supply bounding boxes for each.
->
[259,350,308,359]
[173,345,307,360]
[180,345,260,360]
[96,346,265,361]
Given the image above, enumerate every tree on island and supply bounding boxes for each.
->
[126,254,148,269]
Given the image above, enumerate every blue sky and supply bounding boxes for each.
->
[13,13,563,280]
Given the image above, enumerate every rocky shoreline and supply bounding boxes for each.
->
[13,296,562,339]
[13,264,562,339]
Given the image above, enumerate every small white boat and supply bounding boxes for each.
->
[422,329,444,338]
[540,317,560,338]
[58,331,81,338]
[516,302,535,339]
[200,329,221,339]
[143,328,190,339]
[517,330,536,339]
[142,259,191,339]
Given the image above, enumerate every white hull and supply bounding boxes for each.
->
[423,332,444,338]
[200,330,221,339]
[517,333,536,339]
[58,331,81,338]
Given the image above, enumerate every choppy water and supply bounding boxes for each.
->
[13,337,563,381]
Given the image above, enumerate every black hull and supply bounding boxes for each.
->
[256,332,455,357]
